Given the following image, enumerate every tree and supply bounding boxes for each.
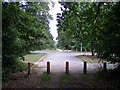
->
[2,2,55,74]
[57,2,120,63]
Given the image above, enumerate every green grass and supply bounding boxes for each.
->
[77,55,92,63]
[77,55,101,63]
[90,59,98,63]
[31,69,38,74]
[41,72,52,81]
[80,74,96,81]
[24,53,47,62]
[61,74,74,83]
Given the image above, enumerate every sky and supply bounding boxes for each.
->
[48,1,62,42]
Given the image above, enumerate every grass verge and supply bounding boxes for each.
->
[24,53,47,62]
[77,55,92,63]
[80,74,96,81]
[77,55,102,63]
[61,74,74,83]
[41,72,52,81]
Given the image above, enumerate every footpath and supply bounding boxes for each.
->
[3,51,117,88]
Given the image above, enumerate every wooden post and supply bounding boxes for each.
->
[23,56,25,61]
[66,62,69,74]
[47,62,50,74]
[28,62,31,75]
[83,62,87,74]
[103,62,107,71]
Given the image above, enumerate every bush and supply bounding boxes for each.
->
[2,60,28,82]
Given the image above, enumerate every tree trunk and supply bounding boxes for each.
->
[91,48,94,56]
[91,42,94,56]
[97,52,100,58]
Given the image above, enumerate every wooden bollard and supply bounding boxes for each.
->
[66,62,69,74]
[28,62,31,75]
[47,62,50,74]
[83,62,87,74]
[23,56,25,61]
[103,62,107,71]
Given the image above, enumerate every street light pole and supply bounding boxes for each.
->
[81,43,82,52]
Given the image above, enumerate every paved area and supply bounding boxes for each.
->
[31,50,115,74]
[3,50,116,88]
[30,50,104,73]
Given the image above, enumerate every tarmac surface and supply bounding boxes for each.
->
[30,49,113,73]
[3,50,116,88]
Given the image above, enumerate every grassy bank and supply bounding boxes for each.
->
[24,53,47,62]
[3,53,47,86]
[77,55,103,63]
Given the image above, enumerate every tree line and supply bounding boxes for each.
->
[2,2,55,74]
[56,2,120,63]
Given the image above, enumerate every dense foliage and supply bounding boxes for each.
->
[57,2,120,63]
[2,2,55,74]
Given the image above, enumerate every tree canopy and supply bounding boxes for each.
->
[2,2,55,74]
[57,2,120,63]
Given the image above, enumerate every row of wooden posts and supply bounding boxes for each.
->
[28,61,107,75]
